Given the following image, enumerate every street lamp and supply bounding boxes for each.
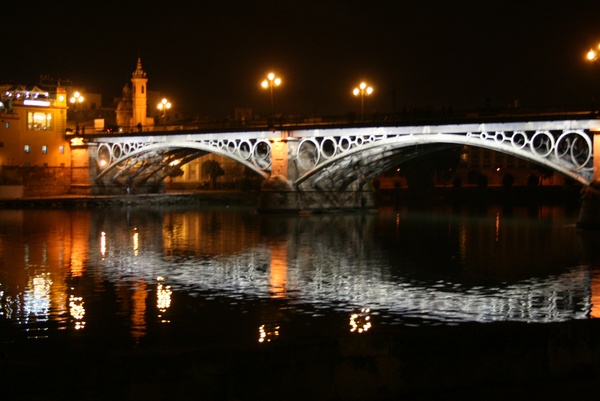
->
[587,44,600,62]
[70,91,84,134]
[261,72,282,123]
[157,98,171,128]
[353,82,373,118]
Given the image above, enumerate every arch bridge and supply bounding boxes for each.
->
[86,118,600,212]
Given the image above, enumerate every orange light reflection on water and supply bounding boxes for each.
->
[269,242,288,298]
[590,274,600,319]
[130,280,147,342]
[258,323,280,343]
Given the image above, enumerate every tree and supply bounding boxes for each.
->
[202,159,225,189]
[501,173,515,187]
[240,166,263,190]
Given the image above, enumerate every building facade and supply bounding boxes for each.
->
[0,83,73,197]
[0,58,167,197]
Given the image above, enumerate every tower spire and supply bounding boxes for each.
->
[132,57,146,79]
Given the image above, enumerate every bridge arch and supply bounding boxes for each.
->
[289,127,594,191]
[93,138,271,189]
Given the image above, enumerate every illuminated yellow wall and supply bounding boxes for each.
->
[0,91,70,168]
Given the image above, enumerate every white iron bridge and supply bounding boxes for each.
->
[88,118,600,195]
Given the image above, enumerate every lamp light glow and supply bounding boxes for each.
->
[353,81,374,117]
[262,72,282,124]
[586,43,600,62]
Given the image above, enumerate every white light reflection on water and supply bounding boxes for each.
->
[68,293,85,330]
[24,274,52,320]
[100,231,106,258]
[156,276,172,323]
[14,272,54,338]
[93,241,591,324]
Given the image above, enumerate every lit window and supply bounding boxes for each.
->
[59,146,64,154]
[24,145,30,154]
[27,111,52,131]
[4,122,8,128]
[42,145,48,154]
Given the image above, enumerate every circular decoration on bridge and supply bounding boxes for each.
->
[555,130,592,171]
[122,143,135,155]
[320,137,337,159]
[494,131,506,143]
[238,140,252,160]
[339,136,352,151]
[529,130,554,158]
[111,143,123,159]
[510,131,528,150]
[96,144,112,166]
[297,138,320,170]
[354,136,364,146]
[252,140,271,170]
[226,140,238,154]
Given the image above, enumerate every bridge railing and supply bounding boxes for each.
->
[88,108,599,136]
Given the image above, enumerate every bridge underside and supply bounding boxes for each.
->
[257,143,454,212]
[94,148,207,194]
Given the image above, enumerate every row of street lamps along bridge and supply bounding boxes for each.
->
[260,72,374,119]
[153,72,374,125]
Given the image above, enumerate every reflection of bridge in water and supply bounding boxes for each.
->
[1,206,597,346]
[82,117,600,213]
[90,210,593,324]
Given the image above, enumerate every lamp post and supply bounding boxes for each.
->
[157,98,171,128]
[261,72,281,125]
[353,82,373,119]
[69,91,84,134]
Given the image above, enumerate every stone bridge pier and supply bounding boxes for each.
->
[577,131,600,229]
[258,137,376,213]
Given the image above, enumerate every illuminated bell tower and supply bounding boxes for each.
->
[55,84,68,108]
[131,57,148,129]
[55,83,68,134]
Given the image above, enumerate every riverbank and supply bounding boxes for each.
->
[0,186,583,210]
[0,191,260,209]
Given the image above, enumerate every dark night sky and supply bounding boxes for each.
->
[3,0,600,117]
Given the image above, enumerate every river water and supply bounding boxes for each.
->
[2,202,600,349]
